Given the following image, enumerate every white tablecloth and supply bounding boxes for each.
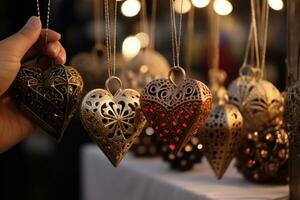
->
[81,144,289,200]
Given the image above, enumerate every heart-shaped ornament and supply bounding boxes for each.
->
[11,57,84,141]
[80,77,146,167]
[140,67,212,154]
[198,104,244,179]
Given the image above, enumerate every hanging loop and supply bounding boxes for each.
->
[168,66,187,86]
[105,76,123,95]
[239,64,262,80]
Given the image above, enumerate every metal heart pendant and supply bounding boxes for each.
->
[11,56,84,141]
[80,77,146,167]
[140,67,212,154]
[198,104,244,179]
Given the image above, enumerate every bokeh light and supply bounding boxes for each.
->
[121,0,141,17]
[135,32,150,48]
[213,0,233,16]
[191,0,210,8]
[268,0,284,11]
[174,0,192,14]
[122,36,141,60]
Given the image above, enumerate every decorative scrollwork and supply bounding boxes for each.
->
[142,79,212,109]
[197,104,244,179]
[228,76,283,131]
[11,60,84,141]
[140,78,212,154]
[80,88,146,167]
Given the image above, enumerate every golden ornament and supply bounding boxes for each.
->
[198,67,244,179]
[198,102,244,179]
[80,76,146,166]
[228,66,283,131]
[12,56,84,141]
[236,118,289,184]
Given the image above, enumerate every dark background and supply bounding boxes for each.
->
[0,0,286,200]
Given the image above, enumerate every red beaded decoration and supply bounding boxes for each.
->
[141,78,212,154]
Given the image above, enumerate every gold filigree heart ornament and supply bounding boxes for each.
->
[197,69,244,179]
[11,56,84,141]
[80,76,146,167]
[140,67,212,155]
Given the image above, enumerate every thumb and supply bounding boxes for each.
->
[2,16,42,58]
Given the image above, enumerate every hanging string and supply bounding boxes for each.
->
[113,1,117,75]
[104,0,111,74]
[139,0,157,49]
[250,0,269,78]
[36,0,51,46]
[150,0,157,49]
[260,0,269,75]
[93,0,103,48]
[208,3,220,70]
[250,32,255,66]
[250,0,260,69]
[104,0,118,77]
[256,0,261,46]
[36,0,40,18]
[170,0,176,67]
[170,0,184,68]
[140,0,148,36]
[242,23,254,67]
[45,0,51,46]
[185,5,195,73]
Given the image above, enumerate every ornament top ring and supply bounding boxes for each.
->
[168,66,187,86]
[105,76,123,94]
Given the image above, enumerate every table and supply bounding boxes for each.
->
[81,144,289,200]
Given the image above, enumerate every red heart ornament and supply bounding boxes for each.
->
[140,78,212,154]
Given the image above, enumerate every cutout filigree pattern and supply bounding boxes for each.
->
[80,89,146,167]
[228,77,283,131]
[141,78,212,154]
[198,104,244,179]
[12,63,84,141]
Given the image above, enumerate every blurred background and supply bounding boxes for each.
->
[0,0,286,200]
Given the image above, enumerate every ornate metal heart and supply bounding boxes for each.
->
[80,87,146,167]
[198,104,244,179]
[140,78,212,154]
[11,58,84,141]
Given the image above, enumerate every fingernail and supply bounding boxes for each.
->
[25,16,41,29]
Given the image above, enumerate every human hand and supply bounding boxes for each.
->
[0,16,67,152]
